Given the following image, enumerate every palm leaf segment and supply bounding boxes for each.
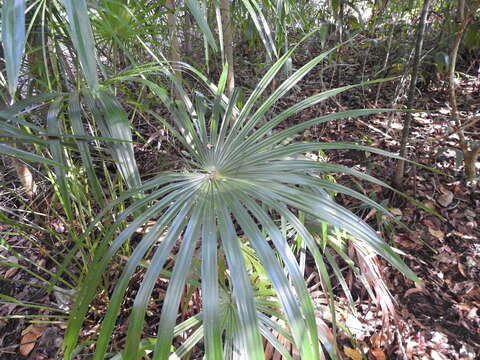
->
[64,46,419,360]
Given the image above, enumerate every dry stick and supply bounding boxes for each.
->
[385,23,418,131]
[385,70,410,131]
[360,41,372,107]
[437,115,480,142]
[393,0,432,188]
[183,12,193,55]
[374,5,409,108]
[336,1,345,87]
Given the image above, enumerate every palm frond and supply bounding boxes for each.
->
[61,42,418,359]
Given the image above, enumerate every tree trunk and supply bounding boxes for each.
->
[393,0,431,188]
[166,0,182,100]
[220,0,234,97]
[447,0,480,181]
[184,12,193,56]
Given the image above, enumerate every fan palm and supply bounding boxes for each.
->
[61,41,420,358]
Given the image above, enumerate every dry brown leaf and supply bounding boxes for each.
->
[20,325,44,356]
[423,200,437,210]
[437,191,453,207]
[404,287,425,297]
[344,346,363,360]
[4,256,18,279]
[390,208,403,216]
[4,267,18,278]
[371,348,386,360]
[370,333,388,348]
[429,228,445,240]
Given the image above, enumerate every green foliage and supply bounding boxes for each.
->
[64,0,99,90]
[2,0,26,98]
[463,20,480,50]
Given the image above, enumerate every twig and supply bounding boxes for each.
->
[437,115,480,141]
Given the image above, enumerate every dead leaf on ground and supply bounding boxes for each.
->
[20,324,44,356]
[429,228,445,240]
[4,256,19,278]
[404,287,425,297]
[344,346,363,360]
[371,348,387,360]
[437,190,453,207]
[423,200,437,210]
[390,208,403,216]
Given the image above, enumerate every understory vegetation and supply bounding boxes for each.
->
[0,0,479,359]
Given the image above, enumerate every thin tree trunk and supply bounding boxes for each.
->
[336,0,344,86]
[447,0,480,180]
[166,0,182,100]
[393,0,431,188]
[220,0,234,97]
[184,12,193,56]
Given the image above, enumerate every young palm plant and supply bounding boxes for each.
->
[62,41,420,358]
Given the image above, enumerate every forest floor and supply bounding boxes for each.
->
[0,44,479,359]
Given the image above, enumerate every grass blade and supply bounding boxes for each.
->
[0,143,64,168]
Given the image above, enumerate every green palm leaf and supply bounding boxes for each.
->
[201,200,223,359]
[185,0,218,51]
[63,0,99,90]
[46,97,73,220]
[1,0,25,98]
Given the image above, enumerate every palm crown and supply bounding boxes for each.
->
[62,51,419,359]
